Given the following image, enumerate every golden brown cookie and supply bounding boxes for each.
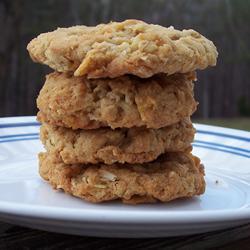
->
[27,19,217,78]
[40,118,194,165]
[39,152,205,204]
[37,72,197,129]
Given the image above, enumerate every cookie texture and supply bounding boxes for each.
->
[37,72,197,129]
[39,152,205,204]
[27,19,217,78]
[40,118,194,165]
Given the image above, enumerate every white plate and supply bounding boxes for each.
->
[0,116,249,238]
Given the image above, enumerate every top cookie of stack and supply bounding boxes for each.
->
[27,20,217,204]
[28,19,217,79]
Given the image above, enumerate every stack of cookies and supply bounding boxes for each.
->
[27,20,217,204]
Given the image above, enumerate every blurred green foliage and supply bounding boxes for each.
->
[194,118,250,131]
[238,96,250,116]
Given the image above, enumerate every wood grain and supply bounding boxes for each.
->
[0,222,249,250]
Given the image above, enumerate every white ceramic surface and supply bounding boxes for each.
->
[0,116,249,238]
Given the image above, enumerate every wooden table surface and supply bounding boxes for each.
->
[0,222,249,249]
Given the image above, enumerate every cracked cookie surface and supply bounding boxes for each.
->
[39,152,205,204]
[40,118,194,165]
[27,19,217,78]
[37,72,197,129]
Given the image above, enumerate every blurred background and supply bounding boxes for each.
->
[1,0,250,130]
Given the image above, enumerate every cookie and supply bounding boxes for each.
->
[40,118,194,165]
[27,19,217,78]
[39,151,205,204]
[37,72,197,129]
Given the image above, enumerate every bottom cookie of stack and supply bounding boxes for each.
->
[39,152,205,204]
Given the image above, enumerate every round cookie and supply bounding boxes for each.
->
[37,72,197,129]
[27,19,217,78]
[40,118,195,165]
[39,152,205,204]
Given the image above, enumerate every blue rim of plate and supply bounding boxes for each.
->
[0,117,249,223]
[0,120,249,158]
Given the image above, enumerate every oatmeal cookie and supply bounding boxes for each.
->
[28,19,217,78]
[40,118,194,165]
[39,152,205,204]
[37,72,197,129]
